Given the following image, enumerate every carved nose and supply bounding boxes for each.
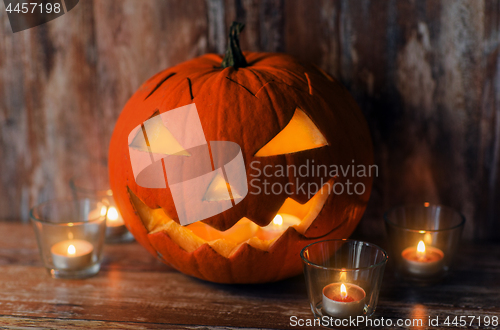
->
[203,173,241,202]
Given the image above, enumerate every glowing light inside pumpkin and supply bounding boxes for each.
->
[255,108,328,157]
[128,179,333,258]
[262,213,301,235]
[67,245,76,255]
[340,283,348,300]
[273,214,283,226]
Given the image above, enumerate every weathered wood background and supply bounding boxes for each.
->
[0,0,499,240]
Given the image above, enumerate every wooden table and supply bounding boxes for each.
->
[0,221,498,329]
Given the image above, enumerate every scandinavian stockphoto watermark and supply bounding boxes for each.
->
[249,159,378,199]
[3,0,79,33]
[290,315,499,328]
[290,315,423,328]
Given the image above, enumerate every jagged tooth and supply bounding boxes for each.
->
[127,178,334,258]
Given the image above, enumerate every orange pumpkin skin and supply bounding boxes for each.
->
[108,51,373,283]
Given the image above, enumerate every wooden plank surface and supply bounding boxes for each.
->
[0,222,498,329]
[1,0,500,240]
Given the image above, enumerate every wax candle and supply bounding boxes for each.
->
[88,205,127,239]
[401,240,444,277]
[51,239,93,270]
[322,282,366,318]
[259,213,301,240]
[105,206,127,237]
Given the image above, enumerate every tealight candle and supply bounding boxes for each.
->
[401,240,444,277]
[88,205,127,239]
[259,213,301,240]
[322,282,366,318]
[105,206,127,237]
[51,239,93,270]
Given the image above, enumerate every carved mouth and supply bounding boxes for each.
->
[129,178,334,258]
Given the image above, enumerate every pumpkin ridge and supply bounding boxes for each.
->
[240,67,275,94]
[250,65,309,92]
[254,80,309,97]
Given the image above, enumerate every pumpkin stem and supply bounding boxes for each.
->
[221,22,248,69]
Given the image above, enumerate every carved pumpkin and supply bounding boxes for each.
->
[109,23,373,283]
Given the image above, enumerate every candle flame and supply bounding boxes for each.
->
[340,283,347,299]
[100,206,107,216]
[424,202,430,207]
[272,214,283,226]
[417,240,426,255]
[107,207,119,221]
[68,244,76,255]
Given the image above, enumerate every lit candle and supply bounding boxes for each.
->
[89,205,127,239]
[322,282,366,318]
[259,213,301,240]
[402,240,444,277]
[51,239,93,270]
[105,206,127,237]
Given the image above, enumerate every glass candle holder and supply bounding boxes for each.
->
[30,198,107,279]
[70,176,134,243]
[301,240,388,328]
[384,204,465,283]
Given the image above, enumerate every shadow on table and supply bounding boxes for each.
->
[191,273,309,299]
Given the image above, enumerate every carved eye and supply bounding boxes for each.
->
[129,111,190,156]
[255,108,328,157]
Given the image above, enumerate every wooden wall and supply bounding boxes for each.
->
[1,0,499,240]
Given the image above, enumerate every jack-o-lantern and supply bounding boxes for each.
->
[109,23,373,283]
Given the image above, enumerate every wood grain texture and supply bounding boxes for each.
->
[0,317,265,330]
[1,0,500,240]
[0,222,498,329]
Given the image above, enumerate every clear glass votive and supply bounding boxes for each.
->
[30,198,107,279]
[70,176,134,243]
[384,203,465,283]
[301,240,388,328]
